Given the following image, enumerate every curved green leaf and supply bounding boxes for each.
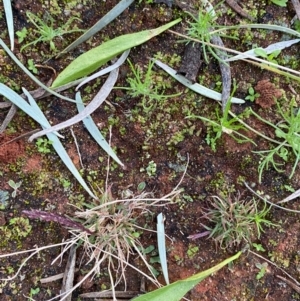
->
[3,0,14,51]
[51,19,181,88]
[132,252,241,301]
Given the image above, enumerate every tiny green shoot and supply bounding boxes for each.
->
[252,243,266,252]
[36,138,53,154]
[119,59,181,112]
[255,262,268,280]
[144,160,157,177]
[8,180,22,198]
[188,84,254,152]
[245,87,260,102]
[27,59,38,74]
[254,48,281,65]
[16,27,28,43]
[251,101,300,182]
[20,11,84,52]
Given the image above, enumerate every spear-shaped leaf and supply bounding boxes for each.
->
[51,18,181,88]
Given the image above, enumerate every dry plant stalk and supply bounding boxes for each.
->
[0,185,183,301]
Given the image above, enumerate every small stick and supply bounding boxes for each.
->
[291,0,300,21]
[276,275,300,294]
[61,245,76,301]
[225,0,255,21]
[70,127,84,169]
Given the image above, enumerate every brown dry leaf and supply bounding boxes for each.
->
[255,79,283,109]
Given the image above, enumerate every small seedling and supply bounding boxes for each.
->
[188,86,254,152]
[255,262,268,280]
[254,48,281,65]
[36,138,53,154]
[245,87,260,102]
[185,4,236,63]
[8,180,22,198]
[187,245,199,259]
[16,27,28,43]
[144,160,157,177]
[27,287,40,301]
[251,101,300,182]
[20,11,85,52]
[119,59,180,112]
[27,59,38,74]
[8,217,32,237]
[252,243,266,252]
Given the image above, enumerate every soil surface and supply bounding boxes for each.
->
[1,0,300,300]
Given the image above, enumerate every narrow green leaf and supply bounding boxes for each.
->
[0,83,97,199]
[3,0,14,51]
[157,213,169,285]
[0,39,77,103]
[57,0,135,57]
[51,19,181,88]
[132,252,241,301]
[76,93,124,166]
[154,59,244,104]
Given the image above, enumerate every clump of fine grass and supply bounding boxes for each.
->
[1,183,182,300]
[200,192,276,249]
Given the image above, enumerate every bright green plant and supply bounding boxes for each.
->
[8,179,22,198]
[5,217,32,238]
[187,94,254,152]
[132,252,241,301]
[20,11,84,52]
[51,19,181,87]
[270,0,288,6]
[200,193,276,249]
[144,160,157,177]
[27,59,38,74]
[252,243,266,252]
[36,137,53,154]
[245,87,260,102]
[16,27,28,43]
[255,262,268,280]
[251,101,300,182]
[187,245,199,259]
[254,48,281,65]
[120,59,181,112]
[28,287,40,301]
[185,5,235,63]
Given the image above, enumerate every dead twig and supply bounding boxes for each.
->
[276,275,300,294]
[291,0,300,21]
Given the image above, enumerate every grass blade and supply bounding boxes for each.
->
[51,19,181,88]
[57,0,135,57]
[76,49,130,90]
[157,213,169,285]
[225,39,300,62]
[3,0,14,50]
[132,252,241,301]
[76,93,124,166]
[30,69,119,140]
[154,59,244,104]
[0,83,97,198]
[0,39,77,103]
